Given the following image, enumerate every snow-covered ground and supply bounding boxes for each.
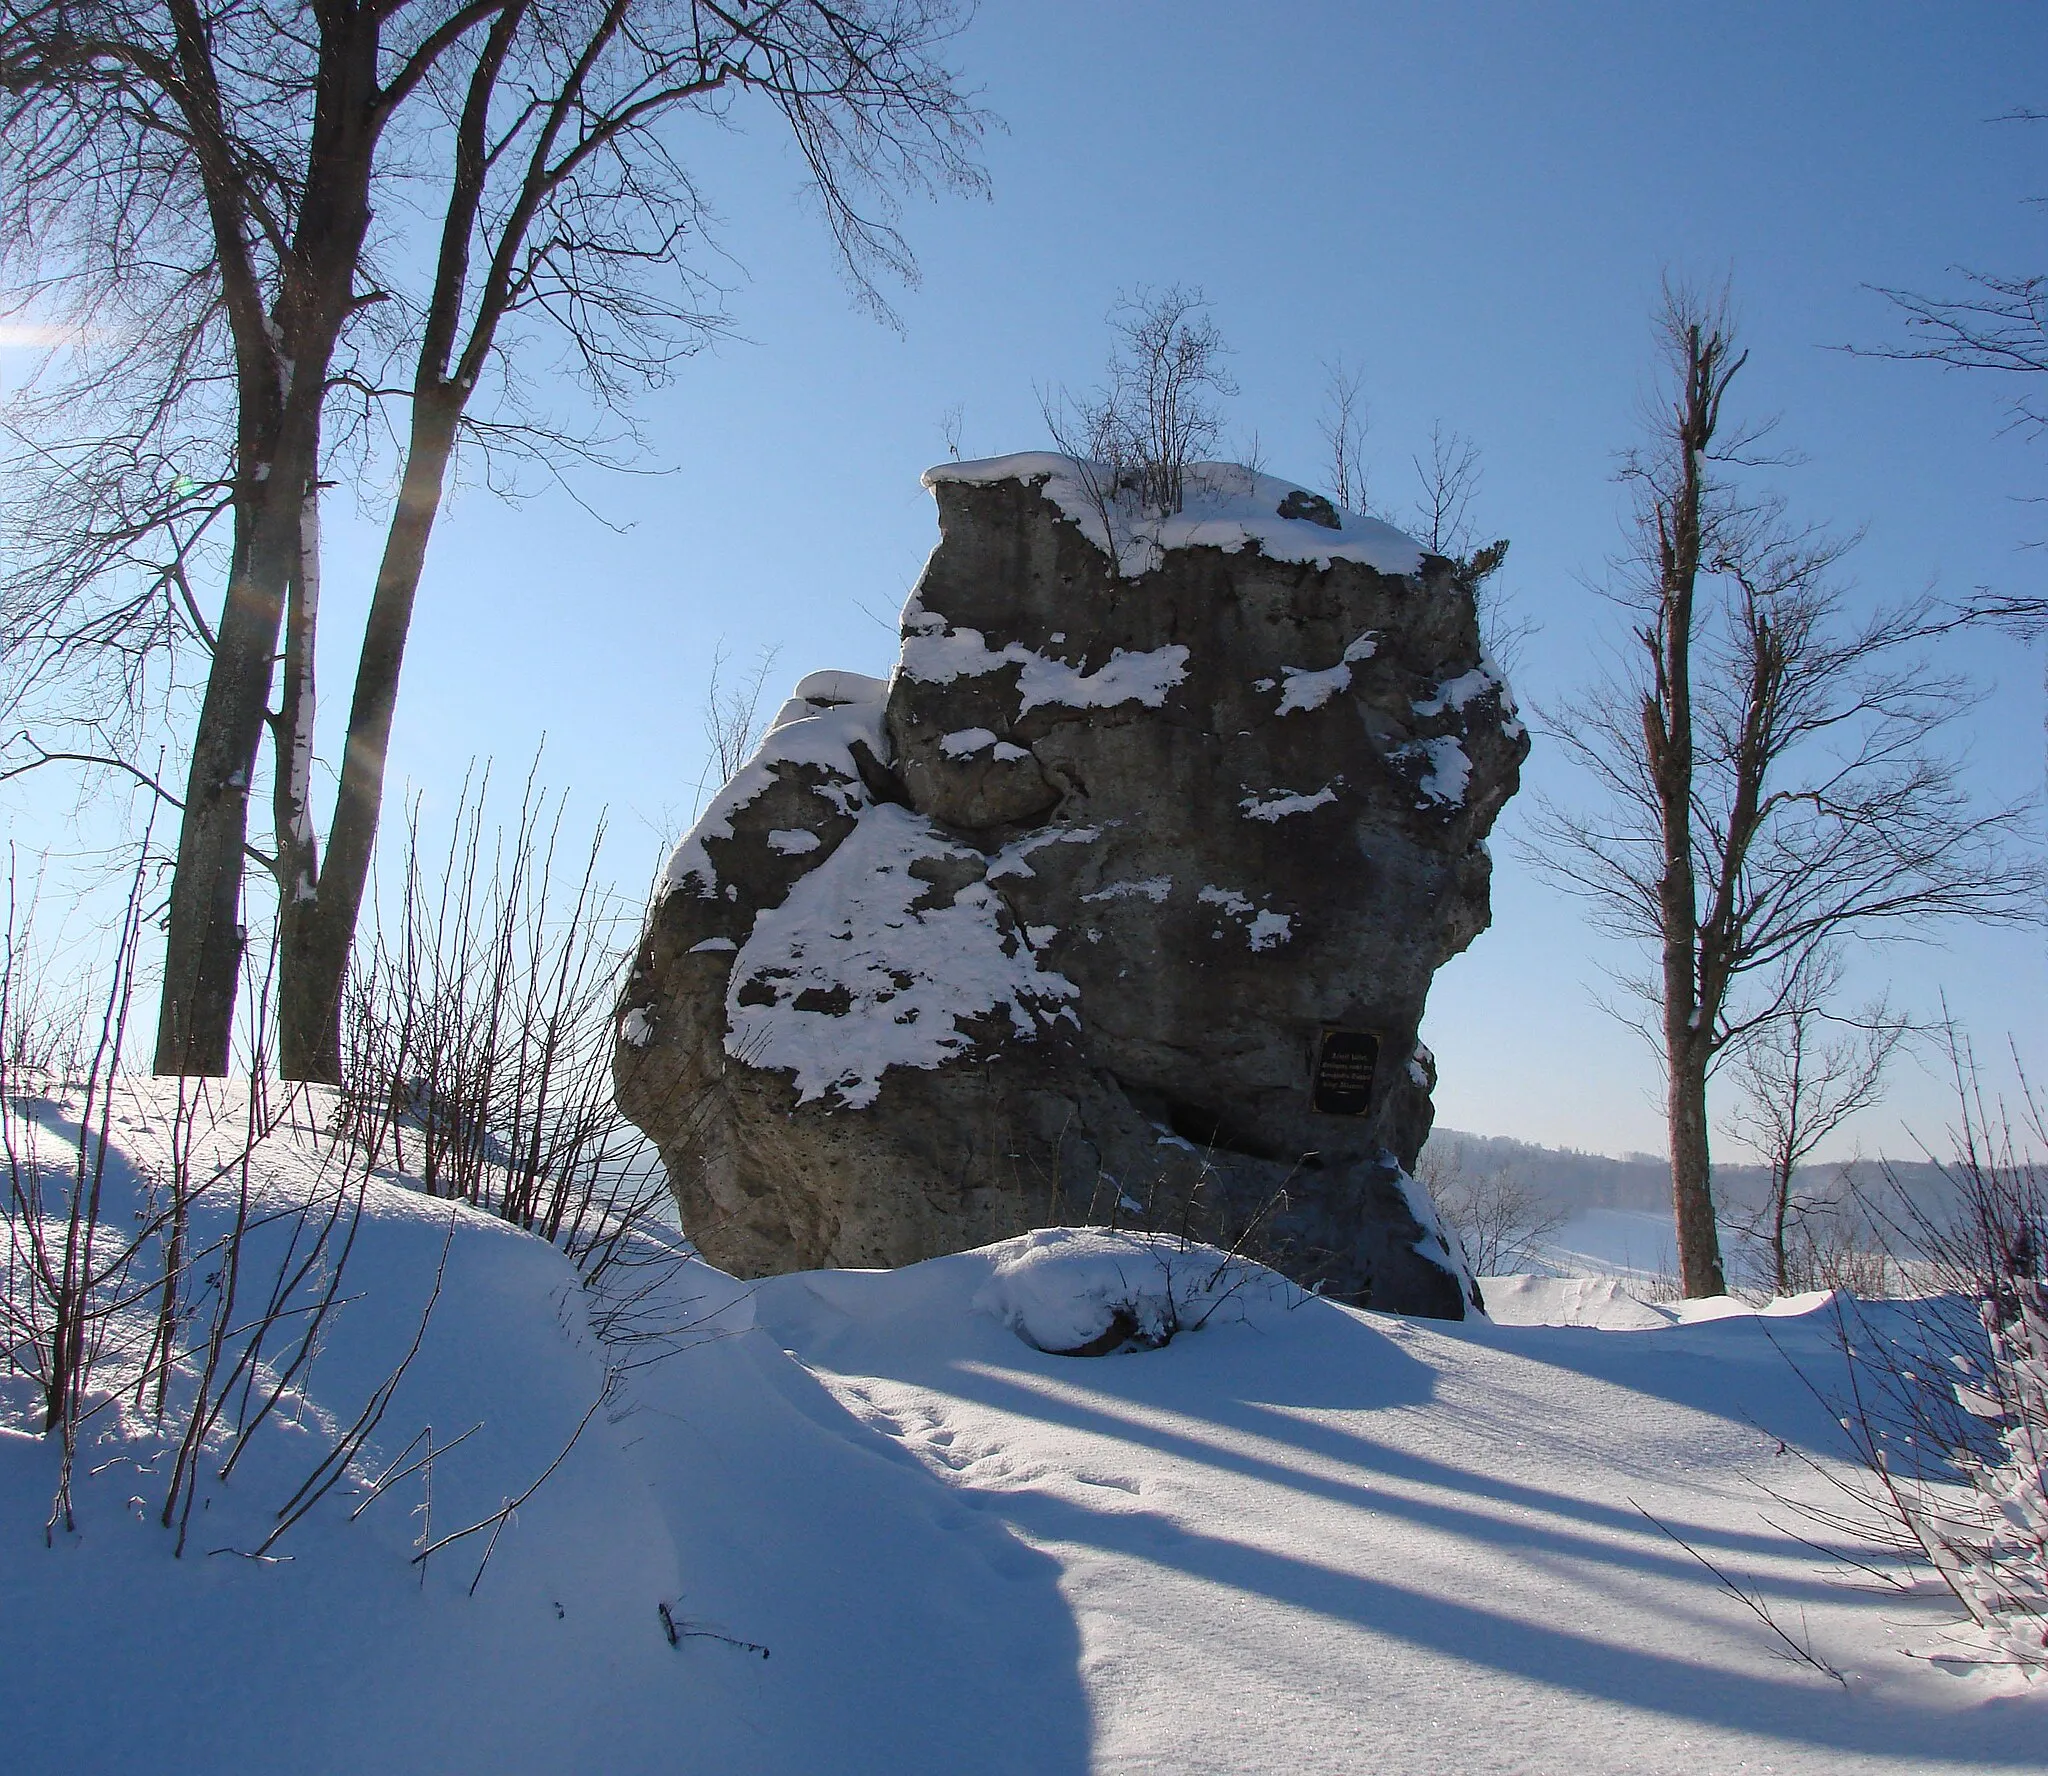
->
[2,1085,2039,1774]
[1528,1207,1680,1285]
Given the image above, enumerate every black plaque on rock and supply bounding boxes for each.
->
[1311,1028,1379,1117]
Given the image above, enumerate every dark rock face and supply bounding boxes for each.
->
[1276,488,1340,529]
[615,456,1528,1317]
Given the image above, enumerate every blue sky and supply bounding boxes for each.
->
[11,1,2047,1157]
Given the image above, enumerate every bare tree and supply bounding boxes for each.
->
[1318,357,1370,515]
[0,0,987,1082]
[1405,419,1519,667]
[1417,1139,1564,1276]
[698,642,780,803]
[1100,284,1235,517]
[1531,282,2037,1298]
[1410,421,1483,558]
[1722,947,1908,1294]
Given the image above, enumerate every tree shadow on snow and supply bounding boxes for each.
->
[970,1482,2032,1765]
[849,1301,2030,1765]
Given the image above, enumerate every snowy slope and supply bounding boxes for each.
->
[750,1242,2043,1776]
[0,1081,705,1774]
[3,1085,2040,1774]
[1533,1206,1683,1283]
[0,1082,1086,1775]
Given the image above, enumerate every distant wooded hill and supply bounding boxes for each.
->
[1422,1128,1955,1220]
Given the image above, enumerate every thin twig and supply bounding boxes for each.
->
[1632,1499,1849,1684]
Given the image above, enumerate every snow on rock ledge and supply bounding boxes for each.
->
[616,453,1528,1316]
[925,453,1425,580]
[727,803,1077,1109]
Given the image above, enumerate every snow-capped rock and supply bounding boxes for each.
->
[615,454,1527,1315]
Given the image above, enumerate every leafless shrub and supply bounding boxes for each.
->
[1316,362,1524,664]
[1041,285,1238,570]
[1036,389,1129,574]
[1095,284,1236,517]
[174,1113,454,1564]
[1061,1142,1290,1259]
[1419,1139,1565,1275]
[698,643,783,809]
[1773,1043,2047,1671]
[2,832,155,1532]
[1406,422,1522,664]
[1,884,454,1555]
[1045,1236,1283,1358]
[0,850,92,1080]
[1723,949,1913,1296]
[337,762,675,1290]
[1787,1194,1897,1299]
[1632,1267,1685,1305]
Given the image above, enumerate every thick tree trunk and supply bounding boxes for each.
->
[154,438,317,1074]
[1654,598,1726,1295]
[1659,851,1726,1297]
[1666,1035,1726,1297]
[277,393,462,1082]
[276,901,350,1085]
[153,0,381,1077]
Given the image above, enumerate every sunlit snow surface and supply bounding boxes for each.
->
[754,1243,2045,1775]
[2,1084,2039,1775]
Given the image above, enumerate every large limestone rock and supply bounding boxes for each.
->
[615,455,1528,1317]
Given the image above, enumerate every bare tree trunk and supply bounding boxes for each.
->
[1667,1037,1726,1296]
[1657,739,1726,1294]
[155,439,316,1073]
[150,0,383,1077]
[1644,311,1737,1298]
[278,393,462,1081]
[1771,1165,1793,1294]
[1656,790,1726,1294]
[273,483,326,1077]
